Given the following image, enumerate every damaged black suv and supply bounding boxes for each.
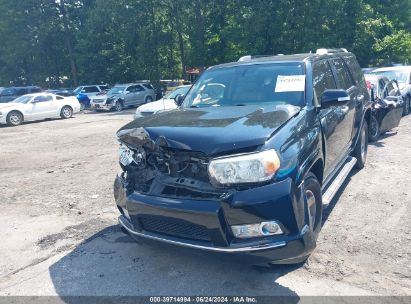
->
[114,49,371,265]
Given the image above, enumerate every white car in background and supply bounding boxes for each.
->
[370,66,411,115]
[0,93,80,126]
[134,85,191,118]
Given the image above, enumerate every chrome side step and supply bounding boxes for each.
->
[322,156,357,205]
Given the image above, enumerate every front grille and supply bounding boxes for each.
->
[139,215,211,242]
[93,99,105,103]
[140,111,154,116]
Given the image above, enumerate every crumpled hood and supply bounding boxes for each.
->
[117,104,300,156]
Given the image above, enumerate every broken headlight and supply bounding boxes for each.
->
[208,149,280,185]
[119,144,146,168]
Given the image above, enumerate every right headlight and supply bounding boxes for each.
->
[208,149,280,185]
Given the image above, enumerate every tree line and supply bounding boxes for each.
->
[0,0,410,88]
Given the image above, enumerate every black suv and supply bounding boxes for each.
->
[114,49,371,265]
[0,86,43,103]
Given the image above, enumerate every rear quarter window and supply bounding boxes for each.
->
[331,58,355,90]
[343,55,365,85]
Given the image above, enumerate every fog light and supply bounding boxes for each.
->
[231,221,283,239]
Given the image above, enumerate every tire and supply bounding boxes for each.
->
[60,106,73,119]
[79,102,85,111]
[304,173,323,239]
[353,120,368,169]
[403,96,410,116]
[6,111,23,126]
[368,114,380,142]
[270,173,322,266]
[114,101,123,112]
[145,96,153,103]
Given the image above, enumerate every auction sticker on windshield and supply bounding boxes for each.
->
[275,75,306,92]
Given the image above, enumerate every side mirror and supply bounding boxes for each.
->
[174,94,185,106]
[321,89,350,108]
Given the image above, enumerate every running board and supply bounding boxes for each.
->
[322,156,357,205]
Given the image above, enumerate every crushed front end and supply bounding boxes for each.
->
[114,126,316,265]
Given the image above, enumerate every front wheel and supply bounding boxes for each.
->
[403,96,410,116]
[145,96,153,103]
[60,106,73,119]
[6,111,23,126]
[270,173,322,266]
[353,120,368,169]
[79,102,85,111]
[114,101,123,112]
[368,114,380,142]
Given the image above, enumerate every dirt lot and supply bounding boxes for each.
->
[0,109,410,296]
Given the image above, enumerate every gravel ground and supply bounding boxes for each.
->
[0,110,410,296]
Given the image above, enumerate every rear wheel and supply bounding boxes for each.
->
[403,96,410,116]
[368,114,380,142]
[353,120,368,169]
[79,102,85,111]
[6,111,23,126]
[60,106,73,119]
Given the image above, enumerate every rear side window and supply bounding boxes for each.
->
[34,95,53,102]
[84,86,99,93]
[135,85,144,91]
[143,84,154,90]
[343,55,364,85]
[99,85,109,90]
[313,60,336,101]
[331,58,354,90]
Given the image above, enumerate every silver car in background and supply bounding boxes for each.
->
[90,83,156,111]
[370,66,411,115]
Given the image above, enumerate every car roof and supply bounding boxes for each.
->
[372,66,411,72]
[208,52,355,70]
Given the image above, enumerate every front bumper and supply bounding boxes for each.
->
[91,102,112,110]
[114,174,316,264]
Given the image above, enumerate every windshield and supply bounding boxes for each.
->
[183,63,305,108]
[166,86,190,99]
[10,95,33,104]
[371,70,408,84]
[108,86,127,94]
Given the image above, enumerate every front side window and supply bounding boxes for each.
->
[183,63,306,108]
[331,58,354,90]
[34,95,53,102]
[313,60,337,102]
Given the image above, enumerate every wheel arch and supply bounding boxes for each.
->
[7,110,24,121]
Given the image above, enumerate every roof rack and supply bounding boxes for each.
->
[316,48,348,55]
[237,54,284,62]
